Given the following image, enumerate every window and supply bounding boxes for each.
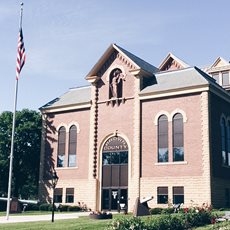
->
[173,113,184,161]
[57,127,66,167]
[225,188,230,207]
[66,188,74,203]
[227,121,230,166]
[68,125,77,167]
[158,115,168,162]
[173,187,184,204]
[222,72,229,86]
[212,73,219,84]
[157,187,168,204]
[221,118,227,165]
[54,188,63,203]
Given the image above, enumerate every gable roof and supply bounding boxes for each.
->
[210,57,229,68]
[140,66,219,96]
[40,86,91,111]
[85,43,158,82]
[158,52,190,71]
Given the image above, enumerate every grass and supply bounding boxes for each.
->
[0,216,111,230]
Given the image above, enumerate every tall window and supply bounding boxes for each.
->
[157,187,168,204]
[221,118,227,165]
[158,115,168,162]
[227,121,230,166]
[68,125,77,167]
[66,188,74,203]
[173,113,184,161]
[57,126,66,167]
[173,186,184,204]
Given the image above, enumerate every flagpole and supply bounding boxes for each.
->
[6,2,24,220]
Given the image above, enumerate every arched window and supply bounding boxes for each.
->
[221,118,227,165]
[68,125,77,167]
[158,115,168,162]
[173,113,184,161]
[57,126,66,167]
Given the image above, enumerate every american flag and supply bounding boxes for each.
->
[16,28,26,80]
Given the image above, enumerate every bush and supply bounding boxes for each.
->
[107,209,214,230]
[59,205,69,212]
[25,203,39,211]
[0,200,6,211]
[107,217,145,230]
[68,206,81,212]
[161,207,174,214]
[39,203,53,211]
[149,207,163,215]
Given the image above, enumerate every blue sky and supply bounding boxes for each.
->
[0,0,229,112]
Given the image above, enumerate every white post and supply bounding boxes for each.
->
[6,2,24,220]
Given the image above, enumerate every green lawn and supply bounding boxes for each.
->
[0,216,111,230]
[0,212,230,230]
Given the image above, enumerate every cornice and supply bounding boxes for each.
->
[40,102,91,114]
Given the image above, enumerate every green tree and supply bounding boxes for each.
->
[0,109,41,199]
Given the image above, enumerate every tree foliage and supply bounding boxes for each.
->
[0,109,42,199]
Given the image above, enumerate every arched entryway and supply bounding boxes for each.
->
[101,136,128,211]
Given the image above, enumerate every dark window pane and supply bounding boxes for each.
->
[157,187,168,204]
[120,151,128,164]
[111,165,119,187]
[103,153,111,165]
[111,152,119,164]
[173,187,184,204]
[120,165,128,186]
[58,127,66,167]
[173,113,184,162]
[173,147,184,161]
[54,188,63,203]
[102,189,110,209]
[158,148,168,162]
[158,115,168,162]
[68,125,77,167]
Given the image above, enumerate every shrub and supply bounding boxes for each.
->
[68,206,81,212]
[25,203,39,211]
[107,217,145,230]
[39,203,53,211]
[0,200,6,211]
[59,205,69,212]
[161,207,174,214]
[149,207,163,215]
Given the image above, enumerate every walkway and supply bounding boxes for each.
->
[0,212,90,224]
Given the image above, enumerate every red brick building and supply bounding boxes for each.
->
[39,44,230,211]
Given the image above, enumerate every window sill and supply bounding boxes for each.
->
[55,167,78,170]
[155,161,188,166]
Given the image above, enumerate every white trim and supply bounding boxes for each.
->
[67,122,80,133]
[171,109,187,122]
[56,123,68,134]
[140,86,209,101]
[42,102,91,114]
[154,111,170,125]
[154,161,188,166]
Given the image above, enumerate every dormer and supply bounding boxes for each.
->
[159,53,190,72]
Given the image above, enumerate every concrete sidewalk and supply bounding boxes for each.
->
[0,212,90,224]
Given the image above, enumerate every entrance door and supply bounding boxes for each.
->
[101,136,128,211]
[102,188,128,211]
